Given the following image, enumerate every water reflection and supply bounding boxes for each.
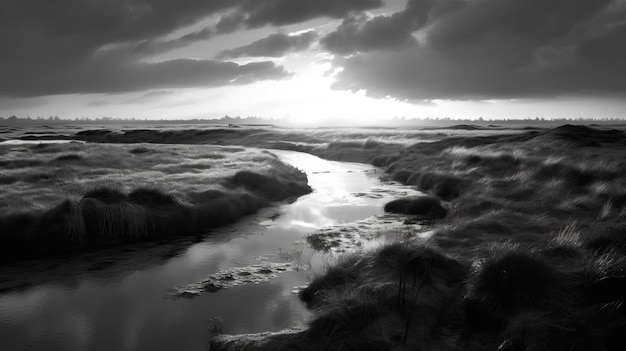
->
[0,150,419,351]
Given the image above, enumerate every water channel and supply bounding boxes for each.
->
[0,149,421,351]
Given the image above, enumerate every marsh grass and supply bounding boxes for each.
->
[0,143,311,262]
[12,124,626,350]
[328,126,626,350]
[383,196,447,218]
[211,125,626,351]
[296,241,468,350]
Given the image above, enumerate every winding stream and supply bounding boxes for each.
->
[0,150,421,351]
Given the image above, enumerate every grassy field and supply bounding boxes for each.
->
[210,125,626,351]
[14,124,522,163]
[0,142,311,262]
[5,123,626,350]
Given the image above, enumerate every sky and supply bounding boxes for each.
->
[1,0,625,124]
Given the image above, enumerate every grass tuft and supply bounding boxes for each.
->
[129,146,152,154]
[384,196,447,218]
[464,250,562,329]
[53,153,84,161]
[128,188,178,206]
[83,187,127,204]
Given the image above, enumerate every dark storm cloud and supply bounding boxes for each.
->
[2,49,291,96]
[210,0,383,35]
[320,0,453,54]
[217,31,318,59]
[237,0,383,28]
[328,0,626,100]
[0,0,381,96]
[320,12,418,54]
[132,27,217,56]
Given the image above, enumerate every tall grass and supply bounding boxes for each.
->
[0,143,311,263]
[0,142,305,216]
[0,178,309,262]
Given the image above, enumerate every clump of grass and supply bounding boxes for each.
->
[390,169,412,183]
[583,224,626,253]
[304,299,389,349]
[464,250,564,329]
[84,187,127,203]
[228,169,312,202]
[384,196,447,218]
[407,172,465,200]
[79,197,151,243]
[187,189,226,203]
[294,242,469,350]
[129,146,151,154]
[299,256,362,308]
[371,154,399,167]
[128,188,177,206]
[499,312,602,351]
[53,153,84,161]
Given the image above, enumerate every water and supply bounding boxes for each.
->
[0,150,420,351]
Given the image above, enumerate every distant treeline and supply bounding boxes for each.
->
[387,116,626,127]
[0,115,276,126]
[1,115,625,127]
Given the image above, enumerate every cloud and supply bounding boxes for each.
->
[236,0,383,28]
[121,90,177,104]
[87,100,109,107]
[320,12,418,54]
[217,31,318,59]
[0,0,379,97]
[2,49,291,96]
[328,0,626,100]
[132,27,216,56]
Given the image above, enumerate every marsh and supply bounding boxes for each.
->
[2,123,626,351]
[0,138,421,351]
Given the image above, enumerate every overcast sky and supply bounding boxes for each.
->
[1,0,625,123]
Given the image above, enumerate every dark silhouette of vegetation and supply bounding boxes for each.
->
[0,173,311,263]
[384,196,447,218]
[53,153,84,161]
[228,170,311,201]
[464,251,563,331]
[129,146,152,154]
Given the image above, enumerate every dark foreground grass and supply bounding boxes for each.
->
[211,125,626,351]
[0,144,311,263]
